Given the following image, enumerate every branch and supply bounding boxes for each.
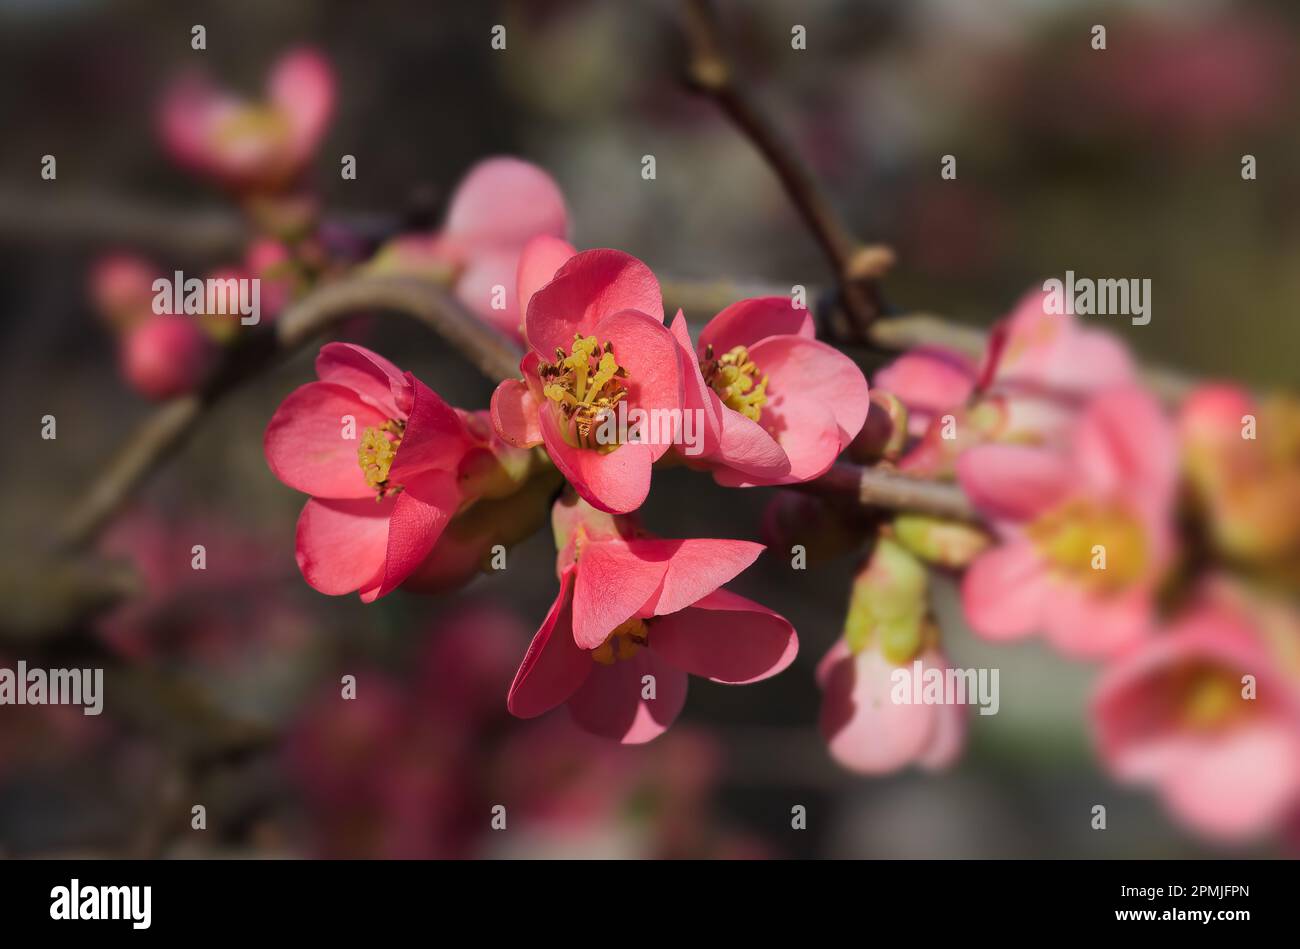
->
[679,0,893,335]
[53,274,522,553]
[793,462,977,522]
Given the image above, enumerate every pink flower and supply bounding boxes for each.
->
[263,342,477,601]
[368,158,568,343]
[506,497,798,743]
[877,289,1136,474]
[1092,587,1300,841]
[120,316,218,400]
[818,641,967,775]
[816,535,967,774]
[491,248,682,514]
[1180,384,1300,566]
[89,253,157,330]
[958,386,1177,658]
[669,297,869,485]
[160,47,335,192]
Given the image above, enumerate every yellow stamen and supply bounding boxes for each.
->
[1171,663,1249,731]
[702,344,769,421]
[213,106,291,151]
[357,419,406,499]
[1025,498,1146,591]
[590,617,649,665]
[539,334,629,452]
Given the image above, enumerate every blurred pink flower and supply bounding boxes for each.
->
[1181,384,1300,568]
[958,386,1177,658]
[818,640,966,775]
[264,342,475,601]
[491,248,682,514]
[159,47,335,192]
[119,315,218,400]
[669,296,868,485]
[89,253,157,330]
[877,289,1135,474]
[507,496,798,743]
[816,536,966,774]
[1092,585,1300,841]
[368,158,568,343]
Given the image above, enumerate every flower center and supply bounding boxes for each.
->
[213,105,292,153]
[1025,498,1146,590]
[1170,662,1249,731]
[539,334,629,452]
[702,344,768,421]
[357,419,406,499]
[590,617,649,666]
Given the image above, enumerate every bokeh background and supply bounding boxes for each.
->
[1,0,1297,858]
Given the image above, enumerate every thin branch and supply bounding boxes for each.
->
[794,462,977,522]
[679,0,893,335]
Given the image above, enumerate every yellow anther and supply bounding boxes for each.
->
[539,334,629,452]
[702,344,769,421]
[357,419,406,498]
[590,617,650,665]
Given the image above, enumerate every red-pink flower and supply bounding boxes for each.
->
[264,342,476,601]
[958,386,1177,658]
[507,497,798,744]
[160,47,335,192]
[368,158,568,343]
[818,641,967,775]
[491,248,682,514]
[1092,587,1300,841]
[669,297,869,485]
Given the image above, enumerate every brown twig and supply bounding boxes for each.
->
[679,0,894,336]
[794,462,977,523]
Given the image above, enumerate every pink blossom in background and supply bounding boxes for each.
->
[1092,583,1300,841]
[816,536,967,775]
[670,296,868,486]
[818,640,967,775]
[119,315,218,401]
[89,253,158,330]
[958,386,1177,659]
[159,47,335,192]
[367,158,568,343]
[264,342,477,601]
[507,496,798,743]
[491,248,682,514]
[876,288,1136,476]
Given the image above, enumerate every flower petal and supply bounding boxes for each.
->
[649,588,797,683]
[386,376,471,483]
[517,234,577,320]
[749,334,869,448]
[490,376,543,449]
[315,342,406,419]
[960,540,1053,641]
[540,407,655,514]
[359,469,460,602]
[637,539,766,617]
[443,157,568,249]
[507,568,593,718]
[295,496,389,595]
[525,248,663,357]
[567,649,688,744]
[699,296,815,354]
[571,538,673,650]
[874,347,977,429]
[264,382,386,498]
[956,444,1074,522]
[268,47,335,160]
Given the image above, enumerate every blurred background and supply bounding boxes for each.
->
[0,0,1297,858]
